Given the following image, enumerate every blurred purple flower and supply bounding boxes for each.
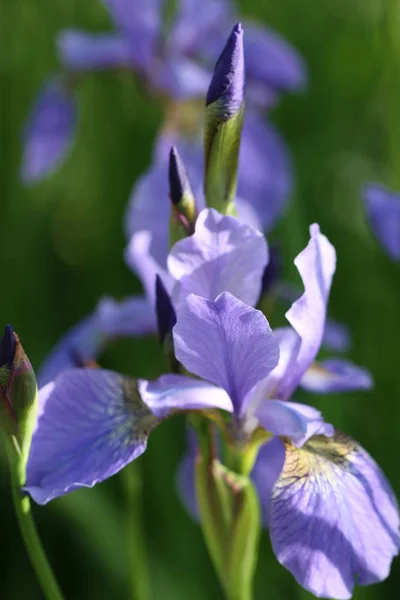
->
[21,0,306,182]
[21,77,77,183]
[363,183,400,261]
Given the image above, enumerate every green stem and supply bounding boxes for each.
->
[122,462,151,600]
[6,444,64,600]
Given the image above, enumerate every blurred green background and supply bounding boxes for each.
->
[1,0,400,598]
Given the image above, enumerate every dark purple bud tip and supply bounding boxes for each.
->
[206,23,245,112]
[0,325,16,369]
[261,246,282,294]
[169,147,190,207]
[155,275,177,344]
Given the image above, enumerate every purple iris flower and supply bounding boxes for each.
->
[25,223,398,599]
[363,183,400,260]
[173,225,397,598]
[21,0,306,183]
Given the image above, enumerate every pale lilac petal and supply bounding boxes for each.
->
[259,433,400,599]
[247,328,300,405]
[171,0,232,55]
[277,224,336,400]
[125,231,173,310]
[300,359,373,394]
[151,57,212,99]
[96,296,156,337]
[103,0,162,69]
[168,208,268,307]
[236,113,292,232]
[25,369,158,504]
[243,23,307,93]
[57,30,132,70]
[38,295,155,388]
[251,437,286,524]
[138,374,233,419]
[125,160,170,254]
[124,160,173,306]
[364,184,400,260]
[173,292,279,416]
[255,400,333,447]
[323,318,351,352]
[21,77,77,183]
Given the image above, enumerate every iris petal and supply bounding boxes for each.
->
[168,208,268,307]
[253,433,400,599]
[25,369,158,504]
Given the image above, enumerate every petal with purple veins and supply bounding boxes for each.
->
[277,224,336,400]
[21,77,77,183]
[255,400,333,447]
[256,432,400,599]
[168,208,268,307]
[173,292,279,416]
[138,374,233,419]
[300,358,373,394]
[25,369,158,504]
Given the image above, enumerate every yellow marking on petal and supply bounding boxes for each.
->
[278,432,356,489]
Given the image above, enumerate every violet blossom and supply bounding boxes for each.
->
[363,183,400,261]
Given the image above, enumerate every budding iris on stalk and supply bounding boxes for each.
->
[0,325,38,467]
[204,23,245,215]
[169,146,197,246]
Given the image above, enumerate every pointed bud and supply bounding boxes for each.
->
[169,147,197,246]
[155,276,178,372]
[204,24,245,215]
[0,325,38,467]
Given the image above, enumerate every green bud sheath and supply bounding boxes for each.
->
[204,24,245,215]
[0,327,38,475]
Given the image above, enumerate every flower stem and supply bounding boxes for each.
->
[6,443,64,600]
[122,462,151,600]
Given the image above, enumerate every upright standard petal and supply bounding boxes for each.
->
[256,433,400,599]
[277,224,336,400]
[138,374,233,419]
[38,296,155,387]
[236,113,292,232]
[363,184,400,260]
[168,208,268,307]
[25,369,159,504]
[173,292,279,416]
[57,30,133,70]
[102,0,162,69]
[21,77,77,183]
[300,359,373,394]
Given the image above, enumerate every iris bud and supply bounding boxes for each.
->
[204,24,245,215]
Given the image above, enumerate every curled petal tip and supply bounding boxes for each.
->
[206,22,245,112]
